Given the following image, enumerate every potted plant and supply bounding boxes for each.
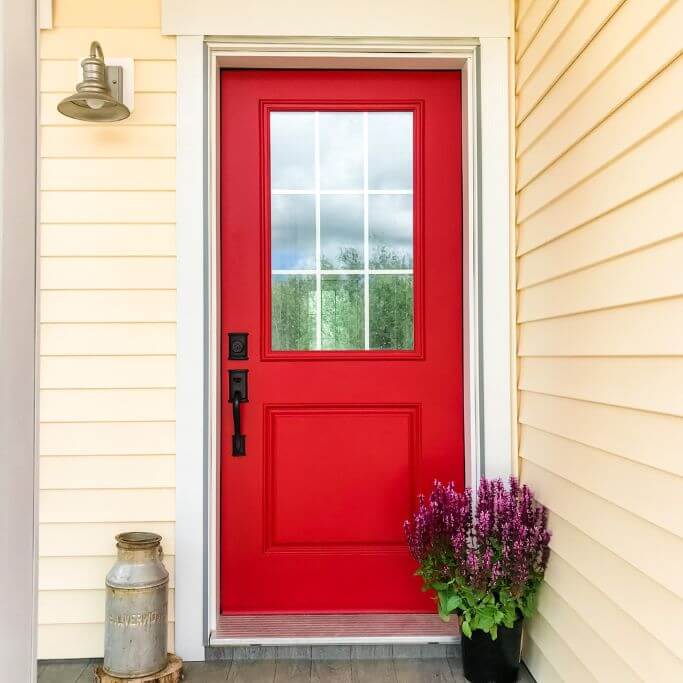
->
[404,478,551,683]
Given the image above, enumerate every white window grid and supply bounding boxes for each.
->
[271,111,414,350]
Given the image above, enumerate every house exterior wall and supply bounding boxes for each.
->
[515,1,683,681]
[38,0,176,659]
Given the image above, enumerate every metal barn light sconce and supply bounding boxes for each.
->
[57,41,131,122]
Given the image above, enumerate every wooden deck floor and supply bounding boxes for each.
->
[38,657,535,682]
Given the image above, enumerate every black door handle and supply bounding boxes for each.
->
[229,370,248,456]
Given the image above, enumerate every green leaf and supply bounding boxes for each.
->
[445,595,462,613]
[490,624,498,641]
[461,620,472,639]
[431,582,451,591]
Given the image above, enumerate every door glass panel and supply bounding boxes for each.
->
[369,275,414,350]
[270,110,414,351]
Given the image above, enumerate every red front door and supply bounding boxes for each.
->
[220,70,463,614]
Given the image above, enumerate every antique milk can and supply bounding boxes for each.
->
[104,532,169,678]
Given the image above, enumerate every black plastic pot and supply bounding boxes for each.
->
[461,619,523,683]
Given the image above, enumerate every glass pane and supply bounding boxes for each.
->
[270,112,315,190]
[271,194,316,270]
[369,275,414,350]
[320,194,364,270]
[319,112,364,190]
[368,194,413,269]
[321,275,364,350]
[368,112,412,190]
[272,275,316,350]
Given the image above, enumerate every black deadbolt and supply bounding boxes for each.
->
[228,332,248,360]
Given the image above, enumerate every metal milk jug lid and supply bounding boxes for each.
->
[115,531,162,550]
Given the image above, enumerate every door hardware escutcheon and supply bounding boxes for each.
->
[228,332,248,360]
[228,369,248,456]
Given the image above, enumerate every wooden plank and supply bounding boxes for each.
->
[523,613,595,683]
[41,323,175,356]
[40,455,175,489]
[518,57,683,221]
[311,660,353,683]
[517,0,673,141]
[41,126,175,158]
[547,512,683,658]
[393,658,455,682]
[40,421,175,456]
[40,29,175,60]
[41,60,176,93]
[518,236,683,321]
[518,298,683,357]
[519,391,683,477]
[274,659,312,683]
[35,659,91,682]
[351,659,397,683]
[517,0,623,110]
[519,356,683,417]
[40,522,175,556]
[40,488,175,523]
[41,356,175,389]
[53,0,161,28]
[41,257,175,289]
[44,92,176,126]
[516,0,560,59]
[520,425,683,535]
[227,660,278,682]
[41,191,175,223]
[40,388,176,422]
[41,158,176,190]
[521,462,682,596]
[543,556,680,681]
[517,177,682,287]
[41,290,176,323]
[39,557,175,590]
[518,115,683,254]
[38,589,175,625]
[183,661,230,682]
[41,224,176,257]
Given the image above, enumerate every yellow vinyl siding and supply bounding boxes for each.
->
[516,0,683,679]
[38,0,175,659]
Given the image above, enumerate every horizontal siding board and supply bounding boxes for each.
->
[41,224,176,256]
[517,0,560,58]
[40,29,175,60]
[40,488,175,523]
[516,0,589,92]
[548,513,683,658]
[518,236,683,321]
[40,355,176,389]
[544,553,682,681]
[41,158,176,190]
[43,92,176,126]
[535,581,640,682]
[41,126,175,158]
[519,392,683,477]
[40,455,175,489]
[521,461,682,596]
[52,0,161,28]
[524,613,596,683]
[38,623,174,660]
[517,177,682,287]
[519,356,683,416]
[517,0,674,147]
[40,290,176,323]
[40,59,176,93]
[518,57,683,221]
[518,115,683,254]
[518,298,683,357]
[520,425,683,535]
[39,521,175,556]
[40,388,175,422]
[41,323,175,355]
[41,191,175,223]
[39,421,175,456]
[516,0,623,114]
[41,257,175,289]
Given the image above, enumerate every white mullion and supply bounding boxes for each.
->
[314,112,322,351]
[363,112,370,351]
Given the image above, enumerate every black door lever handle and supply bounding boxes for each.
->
[232,394,245,456]
[229,369,248,456]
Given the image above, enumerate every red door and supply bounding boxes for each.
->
[220,70,463,614]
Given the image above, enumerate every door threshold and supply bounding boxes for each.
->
[211,613,459,646]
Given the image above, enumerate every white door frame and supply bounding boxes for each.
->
[175,36,513,660]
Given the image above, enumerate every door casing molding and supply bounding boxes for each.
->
[175,36,513,660]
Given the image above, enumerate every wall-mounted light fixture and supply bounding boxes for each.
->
[57,41,131,122]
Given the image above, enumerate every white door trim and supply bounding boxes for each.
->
[175,36,512,659]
